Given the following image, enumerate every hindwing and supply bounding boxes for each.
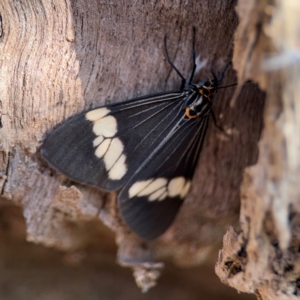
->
[118,113,210,240]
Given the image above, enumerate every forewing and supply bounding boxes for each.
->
[41,91,186,191]
[118,114,210,240]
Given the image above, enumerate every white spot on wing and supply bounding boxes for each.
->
[180,181,191,198]
[128,176,191,202]
[93,115,117,137]
[95,139,111,158]
[148,187,167,201]
[158,191,168,201]
[93,135,104,147]
[168,177,185,197]
[104,138,124,170]
[109,154,127,180]
[86,107,110,121]
[129,180,153,198]
[86,108,127,181]
[138,178,168,197]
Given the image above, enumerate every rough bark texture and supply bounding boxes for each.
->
[0,0,275,298]
[215,0,300,299]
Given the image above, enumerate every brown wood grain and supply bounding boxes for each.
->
[215,0,300,299]
[2,0,293,297]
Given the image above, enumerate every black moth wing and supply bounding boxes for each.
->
[118,110,210,240]
[41,91,188,191]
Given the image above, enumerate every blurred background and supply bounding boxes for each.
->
[0,201,255,300]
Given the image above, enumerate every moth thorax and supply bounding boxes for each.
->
[185,95,211,119]
[200,79,218,97]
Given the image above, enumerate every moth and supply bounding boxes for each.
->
[41,34,232,240]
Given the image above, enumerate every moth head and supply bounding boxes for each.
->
[202,80,218,96]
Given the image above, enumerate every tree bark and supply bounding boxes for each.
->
[0,0,283,297]
[215,0,300,299]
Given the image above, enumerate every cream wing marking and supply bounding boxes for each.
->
[93,135,104,147]
[103,138,124,170]
[128,180,153,198]
[95,139,111,158]
[180,181,192,198]
[93,116,117,137]
[158,191,168,201]
[85,108,127,180]
[168,177,185,197]
[148,187,166,201]
[86,107,110,121]
[138,178,168,197]
[109,154,127,180]
[128,176,192,201]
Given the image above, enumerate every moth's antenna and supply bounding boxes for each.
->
[218,62,232,85]
[217,83,238,89]
[188,27,197,85]
[164,35,186,89]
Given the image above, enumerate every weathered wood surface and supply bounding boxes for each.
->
[216,0,300,299]
[2,0,292,297]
